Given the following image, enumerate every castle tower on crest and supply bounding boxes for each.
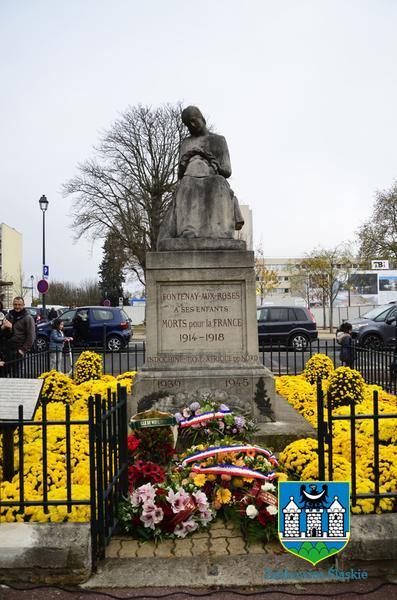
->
[282,496,301,538]
[327,496,345,537]
[305,508,324,537]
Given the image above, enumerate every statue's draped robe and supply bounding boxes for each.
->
[174,133,237,239]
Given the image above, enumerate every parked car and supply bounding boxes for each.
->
[347,304,397,349]
[26,307,47,324]
[35,306,132,351]
[257,305,317,350]
[26,306,67,323]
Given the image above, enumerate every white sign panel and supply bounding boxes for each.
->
[371,260,389,270]
[0,379,44,421]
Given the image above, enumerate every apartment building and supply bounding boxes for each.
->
[256,257,303,295]
[0,223,23,307]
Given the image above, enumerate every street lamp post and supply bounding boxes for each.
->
[30,275,34,304]
[39,195,49,318]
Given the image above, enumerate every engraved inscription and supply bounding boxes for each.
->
[147,353,259,365]
[225,377,250,388]
[159,283,245,353]
[158,379,182,389]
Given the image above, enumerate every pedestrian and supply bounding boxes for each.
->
[49,318,73,372]
[337,321,354,368]
[1,296,36,376]
[0,303,10,376]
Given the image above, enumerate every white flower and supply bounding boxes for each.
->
[246,504,258,519]
[140,504,164,529]
[130,483,156,506]
[266,505,278,515]
[166,487,190,513]
[261,481,276,493]
[174,518,198,538]
[193,490,209,510]
[198,508,214,526]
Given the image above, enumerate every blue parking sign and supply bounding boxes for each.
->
[43,265,49,277]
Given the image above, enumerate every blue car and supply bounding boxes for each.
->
[36,306,132,352]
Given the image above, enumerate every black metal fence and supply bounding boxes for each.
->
[316,382,397,512]
[4,340,397,395]
[0,342,146,379]
[260,340,397,393]
[0,385,129,566]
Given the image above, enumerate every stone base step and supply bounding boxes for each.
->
[84,516,397,588]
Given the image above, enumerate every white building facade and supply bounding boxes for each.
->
[0,223,23,307]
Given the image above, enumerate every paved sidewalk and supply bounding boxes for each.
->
[106,520,277,560]
[85,517,397,588]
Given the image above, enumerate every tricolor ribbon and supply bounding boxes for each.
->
[191,463,277,481]
[182,444,278,466]
[179,410,232,428]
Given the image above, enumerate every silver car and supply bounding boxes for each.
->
[350,304,397,349]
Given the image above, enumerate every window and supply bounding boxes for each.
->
[294,308,308,321]
[258,308,269,321]
[75,309,89,322]
[93,309,113,321]
[121,310,130,322]
[58,310,76,326]
[268,308,289,322]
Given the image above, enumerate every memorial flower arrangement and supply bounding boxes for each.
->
[127,429,175,466]
[174,398,256,445]
[118,481,215,540]
[173,441,281,542]
[128,460,166,491]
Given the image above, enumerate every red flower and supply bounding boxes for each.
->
[128,461,166,491]
[127,434,141,453]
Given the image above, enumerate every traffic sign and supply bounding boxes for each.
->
[37,279,49,294]
[103,299,111,307]
[43,265,49,278]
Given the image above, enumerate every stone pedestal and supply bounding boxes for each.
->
[132,251,275,420]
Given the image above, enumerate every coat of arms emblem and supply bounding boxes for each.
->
[278,481,350,565]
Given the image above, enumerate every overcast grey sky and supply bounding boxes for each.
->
[1,0,397,288]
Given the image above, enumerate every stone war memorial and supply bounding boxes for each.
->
[132,106,275,419]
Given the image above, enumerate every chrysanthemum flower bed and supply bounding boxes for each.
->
[0,351,136,523]
[277,353,397,514]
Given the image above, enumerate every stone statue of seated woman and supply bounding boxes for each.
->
[157,106,245,251]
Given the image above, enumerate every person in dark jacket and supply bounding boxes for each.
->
[338,321,354,368]
[49,318,72,372]
[1,296,36,375]
[0,302,10,376]
[49,318,65,371]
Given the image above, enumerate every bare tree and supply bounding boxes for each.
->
[64,103,186,284]
[45,279,100,306]
[301,245,354,331]
[254,244,279,305]
[357,181,397,264]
